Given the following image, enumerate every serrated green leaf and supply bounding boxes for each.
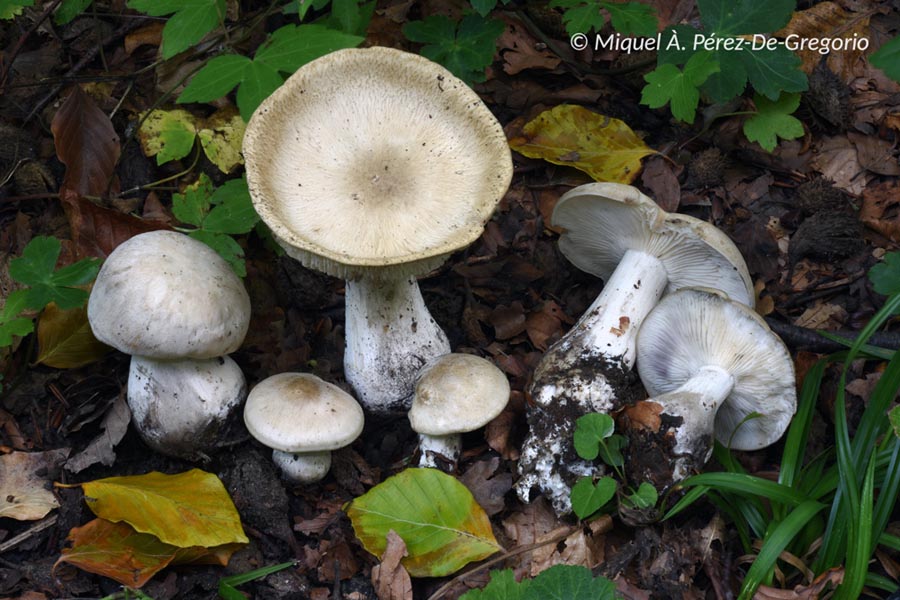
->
[470,0,498,18]
[525,565,618,600]
[743,92,803,151]
[54,0,91,24]
[641,51,719,123]
[548,0,605,37]
[8,237,99,311]
[868,252,900,296]
[325,0,374,35]
[700,51,748,102]
[254,24,363,73]
[178,54,250,104]
[739,44,806,100]
[570,476,616,519]
[203,178,258,234]
[697,0,794,35]
[235,61,284,121]
[871,36,900,83]
[460,569,526,600]
[573,413,615,460]
[0,317,34,346]
[172,174,214,227]
[9,236,62,287]
[189,230,246,277]
[403,14,504,84]
[0,0,33,20]
[137,109,198,165]
[346,468,502,577]
[50,258,102,288]
[128,0,226,59]
[601,1,657,36]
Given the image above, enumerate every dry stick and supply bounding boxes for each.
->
[0,514,58,554]
[426,516,613,600]
[764,317,900,353]
[0,0,65,91]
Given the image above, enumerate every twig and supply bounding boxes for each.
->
[0,514,58,554]
[764,317,900,353]
[0,0,65,92]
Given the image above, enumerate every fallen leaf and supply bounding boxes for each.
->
[508,105,655,184]
[124,22,164,55]
[138,106,246,173]
[485,409,519,460]
[531,516,611,576]
[754,566,843,599]
[848,132,900,176]
[860,180,900,241]
[459,457,513,516]
[316,538,359,583]
[525,301,565,351]
[371,531,413,600]
[810,135,867,195]
[196,107,246,173]
[490,303,526,340]
[60,192,169,259]
[346,468,502,577]
[640,155,681,212]
[55,518,242,588]
[51,86,121,198]
[36,303,109,368]
[497,16,561,75]
[0,449,69,520]
[65,394,131,474]
[776,3,866,76]
[81,469,249,548]
[794,302,847,329]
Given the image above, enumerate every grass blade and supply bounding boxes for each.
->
[678,473,808,507]
[836,450,875,599]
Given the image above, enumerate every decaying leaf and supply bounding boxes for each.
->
[346,468,502,577]
[775,3,869,79]
[459,457,513,517]
[860,180,900,242]
[65,394,131,474]
[81,469,249,548]
[36,303,109,368]
[371,530,413,600]
[508,105,655,183]
[0,449,70,520]
[754,566,843,599]
[51,86,121,198]
[60,192,169,259]
[138,106,246,173]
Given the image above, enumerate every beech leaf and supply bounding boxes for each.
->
[508,105,655,183]
[36,303,109,368]
[51,86,121,198]
[0,449,70,520]
[346,468,502,577]
[81,469,249,548]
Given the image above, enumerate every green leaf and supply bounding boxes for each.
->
[524,565,617,600]
[889,406,900,439]
[0,0,33,20]
[641,51,719,123]
[172,174,214,227]
[235,60,284,121]
[869,252,900,296]
[697,0,794,35]
[346,468,502,577]
[189,230,247,277]
[203,177,259,234]
[218,561,296,600]
[9,236,62,287]
[738,44,807,100]
[8,236,101,310]
[403,14,504,84]
[470,0,498,18]
[0,289,35,346]
[570,476,616,519]
[624,482,658,509]
[326,0,374,35]
[743,92,803,152]
[871,36,900,83]
[460,569,526,600]
[549,0,605,36]
[178,54,251,104]
[701,51,748,102]
[54,0,91,24]
[254,24,363,74]
[128,0,226,59]
[136,109,197,166]
[573,413,614,461]
[601,1,657,36]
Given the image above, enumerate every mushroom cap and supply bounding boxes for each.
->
[88,231,251,359]
[243,373,364,453]
[409,353,510,435]
[636,288,796,451]
[551,183,754,307]
[243,46,513,280]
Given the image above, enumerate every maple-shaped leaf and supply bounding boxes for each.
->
[403,14,504,84]
[871,36,900,83]
[602,1,657,36]
[127,0,226,59]
[743,92,804,151]
[549,0,605,36]
[641,51,719,123]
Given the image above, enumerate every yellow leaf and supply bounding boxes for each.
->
[197,107,246,173]
[509,105,655,184]
[36,303,109,368]
[137,108,198,165]
[81,469,249,548]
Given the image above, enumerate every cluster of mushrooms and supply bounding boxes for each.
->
[86,47,796,516]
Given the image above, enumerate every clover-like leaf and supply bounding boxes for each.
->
[573,413,615,461]
[570,476,616,520]
[868,252,900,297]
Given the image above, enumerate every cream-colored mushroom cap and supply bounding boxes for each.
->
[636,288,796,451]
[244,373,364,453]
[552,183,754,307]
[243,46,513,280]
[409,354,510,435]
[87,231,251,359]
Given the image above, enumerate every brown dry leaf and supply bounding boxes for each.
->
[498,16,561,75]
[525,301,565,351]
[848,132,900,176]
[317,539,359,582]
[65,394,131,474]
[0,449,69,520]
[51,86,120,198]
[775,3,869,77]
[36,303,109,368]
[124,22,164,54]
[860,180,900,241]
[810,135,867,195]
[531,516,610,576]
[61,192,169,259]
[845,372,882,400]
[459,457,513,516]
[490,303,527,340]
[1,592,49,600]
[508,105,655,183]
[485,409,519,460]
[371,531,413,600]
[794,302,847,329]
[753,566,843,599]
[640,155,681,212]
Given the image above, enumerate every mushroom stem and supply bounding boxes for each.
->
[517,249,668,516]
[272,449,332,484]
[417,433,462,469]
[344,275,451,415]
[623,365,734,490]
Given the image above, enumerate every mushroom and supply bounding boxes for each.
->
[516,183,754,515]
[87,231,251,459]
[243,372,364,483]
[622,288,796,490]
[243,47,513,415]
[408,353,510,469]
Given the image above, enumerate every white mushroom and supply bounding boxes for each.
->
[408,353,510,469]
[623,288,796,490]
[516,183,754,515]
[243,47,512,415]
[243,372,364,483]
[87,231,251,459]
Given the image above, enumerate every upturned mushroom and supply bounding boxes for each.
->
[87,231,251,459]
[243,372,364,483]
[621,288,796,490]
[243,47,512,416]
[408,353,510,469]
[516,183,754,515]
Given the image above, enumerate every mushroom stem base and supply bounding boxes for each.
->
[417,433,462,470]
[272,449,332,484]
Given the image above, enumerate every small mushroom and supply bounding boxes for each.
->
[243,373,364,483]
[243,47,513,416]
[516,183,754,515]
[408,353,510,470]
[87,231,251,459]
[622,288,796,490]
